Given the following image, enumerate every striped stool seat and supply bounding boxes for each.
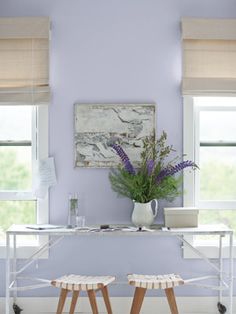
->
[52,274,115,291]
[128,273,184,289]
[128,274,184,314]
[52,274,115,314]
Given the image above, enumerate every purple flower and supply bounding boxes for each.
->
[147,160,155,176]
[112,144,136,175]
[156,160,197,183]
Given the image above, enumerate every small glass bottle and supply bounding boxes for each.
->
[67,193,78,228]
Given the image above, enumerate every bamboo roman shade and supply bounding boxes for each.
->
[0,17,50,105]
[182,18,236,95]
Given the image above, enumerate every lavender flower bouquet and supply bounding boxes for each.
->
[109,132,197,203]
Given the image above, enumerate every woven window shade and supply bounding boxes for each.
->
[0,17,50,105]
[182,18,236,95]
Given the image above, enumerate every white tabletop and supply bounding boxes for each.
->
[6,224,233,236]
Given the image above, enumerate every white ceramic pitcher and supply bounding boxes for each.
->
[131,199,158,228]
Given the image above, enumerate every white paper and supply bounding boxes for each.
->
[33,157,57,199]
[26,224,63,230]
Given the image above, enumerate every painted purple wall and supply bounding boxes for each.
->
[1,0,236,297]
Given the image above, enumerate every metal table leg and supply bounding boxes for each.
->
[217,234,227,314]
[13,234,17,304]
[219,235,223,303]
[229,232,234,314]
[6,232,11,314]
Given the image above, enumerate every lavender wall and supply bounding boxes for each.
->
[1,0,236,297]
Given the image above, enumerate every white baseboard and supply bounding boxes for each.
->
[1,296,235,314]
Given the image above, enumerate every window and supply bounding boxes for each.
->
[182,17,236,257]
[195,98,236,208]
[184,97,236,257]
[184,96,236,208]
[0,105,48,255]
[0,17,50,256]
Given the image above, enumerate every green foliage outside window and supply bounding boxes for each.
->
[0,148,31,190]
[0,150,35,241]
[0,201,35,241]
[200,161,236,201]
[199,160,236,238]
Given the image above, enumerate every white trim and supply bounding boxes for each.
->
[36,105,49,225]
[194,103,200,207]
[1,296,236,314]
[36,105,48,160]
[0,192,35,200]
[36,106,49,258]
[183,96,195,206]
[32,105,49,258]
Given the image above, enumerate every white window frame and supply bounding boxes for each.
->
[183,96,236,258]
[0,105,49,258]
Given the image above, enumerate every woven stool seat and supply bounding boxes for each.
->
[52,274,115,291]
[128,273,184,290]
[52,274,115,314]
[128,274,184,314]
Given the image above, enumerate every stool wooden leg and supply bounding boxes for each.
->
[101,286,113,314]
[69,291,80,314]
[87,289,99,314]
[130,287,147,314]
[56,288,68,314]
[165,288,179,314]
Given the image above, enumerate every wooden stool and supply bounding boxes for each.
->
[51,274,115,314]
[128,273,184,314]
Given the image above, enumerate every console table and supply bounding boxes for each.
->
[5,224,234,314]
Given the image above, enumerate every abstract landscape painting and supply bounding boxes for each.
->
[74,104,156,167]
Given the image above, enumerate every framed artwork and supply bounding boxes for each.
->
[74,103,156,167]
